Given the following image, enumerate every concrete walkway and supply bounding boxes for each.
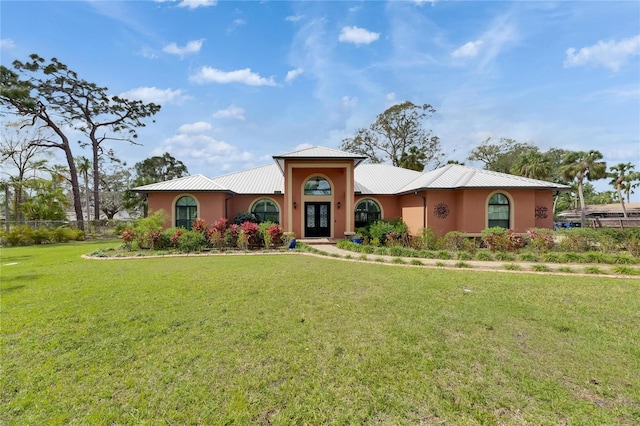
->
[306,244,639,278]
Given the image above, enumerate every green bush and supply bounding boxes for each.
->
[233,212,259,225]
[177,230,207,253]
[495,252,515,261]
[475,251,494,261]
[369,219,408,245]
[436,250,452,260]
[3,225,34,246]
[481,227,510,252]
[518,252,539,262]
[456,251,473,260]
[413,227,439,250]
[557,228,599,252]
[134,210,168,249]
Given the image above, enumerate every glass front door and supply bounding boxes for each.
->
[304,202,331,238]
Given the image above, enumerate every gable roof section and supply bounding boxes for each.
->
[399,164,571,193]
[211,163,284,194]
[273,146,366,173]
[132,174,228,192]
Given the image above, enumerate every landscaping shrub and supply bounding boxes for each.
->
[133,210,168,249]
[413,227,439,250]
[475,251,493,261]
[456,251,473,260]
[436,250,452,260]
[481,227,511,252]
[441,231,467,251]
[495,252,515,261]
[526,228,555,252]
[239,221,259,249]
[233,212,259,225]
[518,252,539,262]
[162,227,184,249]
[120,228,136,250]
[557,228,598,253]
[369,219,408,245]
[177,230,207,253]
[224,224,239,248]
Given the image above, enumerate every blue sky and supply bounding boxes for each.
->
[1,0,639,197]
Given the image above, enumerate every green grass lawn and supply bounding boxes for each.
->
[2,241,639,425]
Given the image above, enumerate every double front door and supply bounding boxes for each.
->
[304,202,330,238]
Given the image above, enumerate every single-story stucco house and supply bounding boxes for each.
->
[132,146,570,238]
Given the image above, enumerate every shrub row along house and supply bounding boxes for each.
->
[132,146,570,238]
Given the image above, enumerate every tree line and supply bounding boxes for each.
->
[341,102,639,227]
[1,55,638,230]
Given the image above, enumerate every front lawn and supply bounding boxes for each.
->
[1,241,639,424]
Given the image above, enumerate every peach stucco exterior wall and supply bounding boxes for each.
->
[147,192,227,229]
[285,161,354,238]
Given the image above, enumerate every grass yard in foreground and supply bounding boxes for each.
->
[1,241,639,425]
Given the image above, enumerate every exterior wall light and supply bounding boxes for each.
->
[293,201,297,209]
[337,201,341,209]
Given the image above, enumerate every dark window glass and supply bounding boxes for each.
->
[488,193,510,229]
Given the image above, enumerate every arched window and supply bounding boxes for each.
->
[488,193,510,229]
[251,199,280,224]
[175,196,197,229]
[304,176,331,195]
[355,199,381,228]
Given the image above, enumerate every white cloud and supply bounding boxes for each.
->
[338,26,380,45]
[0,38,15,49]
[342,96,358,109]
[119,87,187,104]
[227,19,245,33]
[190,66,276,86]
[285,68,304,82]
[152,133,253,169]
[213,105,246,121]
[414,0,437,5]
[178,0,217,9]
[285,15,304,22]
[451,40,483,58]
[178,121,212,133]
[163,39,204,57]
[564,35,640,72]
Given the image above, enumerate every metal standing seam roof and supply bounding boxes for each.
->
[132,174,228,192]
[398,164,571,193]
[211,163,284,194]
[354,163,423,194]
[273,146,367,173]
[131,147,570,195]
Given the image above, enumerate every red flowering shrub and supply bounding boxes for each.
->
[267,224,283,247]
[213,218,228,233]
[209,229,224,249]
[507,229,526,251]
[240,221,260,249]
[170,229,185,248]
[527,228,555,252]
[120,228,136,249]
[225,224,239,247]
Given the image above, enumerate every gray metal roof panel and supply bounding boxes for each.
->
[399,164,571,192]
[354,163,424,194]
[273,146,366,159]
[211,163,284,194]
[133,174,228,192]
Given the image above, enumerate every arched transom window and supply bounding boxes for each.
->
[488,193,510,229]
[252,199,280,224]
[175,195,197,229]
[355,199,381,228]
[304,176,331,195]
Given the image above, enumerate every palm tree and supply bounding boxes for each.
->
[76,157,91,233]
[560,150,607,228]
[511,150,551,180]
[621,170,640,204]
[608,163,635,218]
